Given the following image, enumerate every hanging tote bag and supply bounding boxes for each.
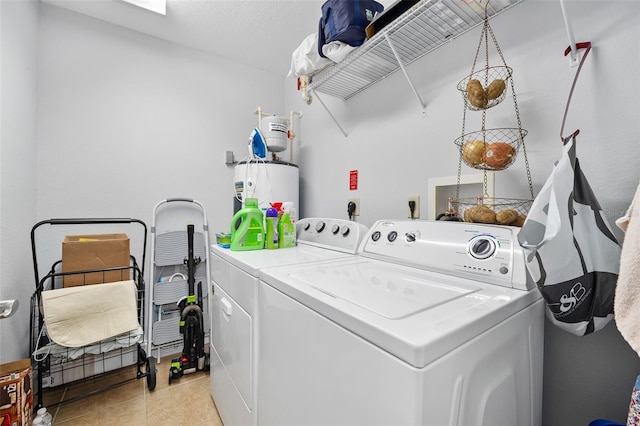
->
[517,135,621,336]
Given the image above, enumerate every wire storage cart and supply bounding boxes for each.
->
[29,218,156,410]
[147,198,211,364]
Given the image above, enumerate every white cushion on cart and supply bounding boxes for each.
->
[42,280,138,347]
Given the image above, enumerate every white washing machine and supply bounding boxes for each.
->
[258,220,545,426]
[209,218,368,426]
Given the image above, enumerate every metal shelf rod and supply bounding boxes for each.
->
[559,0,579,67]
[311,89,349,140]
[384,33,427,115]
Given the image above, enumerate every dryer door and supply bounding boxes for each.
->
[210,284,254,425]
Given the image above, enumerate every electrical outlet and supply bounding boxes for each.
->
[348,198,360,216]
[407,195,420,219]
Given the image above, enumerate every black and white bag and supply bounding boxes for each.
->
[518,135,621,336]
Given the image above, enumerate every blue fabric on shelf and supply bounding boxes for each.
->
[588,420,624,426]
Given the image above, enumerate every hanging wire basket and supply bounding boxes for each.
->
[450,0,535,223]
[451,197,533,226]
[454,127,528,171]
[457,66,512,111]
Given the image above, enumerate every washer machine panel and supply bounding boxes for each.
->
[257,219,544,426]
[258,281,544,426]
[260,255,540,369]
[360,220,533,290]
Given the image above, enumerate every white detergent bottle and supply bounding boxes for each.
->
[281,202,296,222]
[37,407,53,426]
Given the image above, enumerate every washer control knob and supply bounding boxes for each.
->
[405,232,416,243]
[469,236,497,259]
[388,231,398,242]
[341,226,350,236]
[499,266,509,275]
[371,231,381,242]
[303,222,311,231]
[331,224,340,234]
[315,221,326,233]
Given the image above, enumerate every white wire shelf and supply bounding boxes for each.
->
[309,0,524,101]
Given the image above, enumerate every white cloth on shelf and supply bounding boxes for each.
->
[614,181,640,357]
[33,325,144,361]
[287,33,333,78]
[322,41,356,63]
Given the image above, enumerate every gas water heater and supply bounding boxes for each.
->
[233,160,299,219]
[233,109,300,218]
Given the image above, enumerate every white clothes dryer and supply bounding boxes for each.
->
[258,220,545,426]
[209,218,368,426]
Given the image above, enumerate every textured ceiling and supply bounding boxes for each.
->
[41,0,329,76]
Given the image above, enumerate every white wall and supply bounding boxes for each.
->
[0,0,39,364]
[37,3,285,224]
[285,1,640,424]
[36,4,285,284]
[0,2,286,362]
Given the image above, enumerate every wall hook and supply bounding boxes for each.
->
[560,41,592,141]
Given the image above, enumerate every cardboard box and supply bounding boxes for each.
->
[62,233,130,287]
[0,359,33,426]
[365,0,421,39]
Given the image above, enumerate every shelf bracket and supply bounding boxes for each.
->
[311,89,349,140]
[384,33,426,115]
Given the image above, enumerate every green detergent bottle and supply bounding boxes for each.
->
[230,198,264,251]
[278,212,296,248]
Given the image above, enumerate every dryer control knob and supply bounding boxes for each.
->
[316,221,326,233]
[388,231,398,242]
[331,224,340,234]
[468,236,497,259]
[303,222,311,231]
[371,231,381,242]
[405,232,416,243]
[341,226,350,236]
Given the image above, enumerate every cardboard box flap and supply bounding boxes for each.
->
[0,359,30,378]
[62,233,130,287]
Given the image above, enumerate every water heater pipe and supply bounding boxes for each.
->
[255,107,302,162]
[254,106,264,128]
[289,110,302,163]
[255,107,283,131]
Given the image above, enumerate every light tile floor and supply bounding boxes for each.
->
[41,353,222,425]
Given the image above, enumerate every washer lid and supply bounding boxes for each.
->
[301,262,480,319]
[211,243,349,277]
[260,257,541,368]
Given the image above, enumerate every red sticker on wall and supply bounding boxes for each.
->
[349,170,358,190]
